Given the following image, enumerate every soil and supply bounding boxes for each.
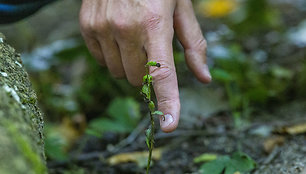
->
[47,99,306,174]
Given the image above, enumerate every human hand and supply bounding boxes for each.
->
[79,0,211,133]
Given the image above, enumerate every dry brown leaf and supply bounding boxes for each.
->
[107,148,163,167]
[56,115,86,149]
[275,122,306,135]
[263,136,285,153]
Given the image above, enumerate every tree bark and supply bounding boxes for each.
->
[0,33,47,174]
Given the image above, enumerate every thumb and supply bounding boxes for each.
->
[174,0,212,83]
[144,27,180,133]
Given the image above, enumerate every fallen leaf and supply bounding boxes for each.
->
[194,153,218,163]
[107,148,163,168]
[275,122,306,135]
[263,136,285,153]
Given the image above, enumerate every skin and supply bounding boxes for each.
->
[79,0,212,133]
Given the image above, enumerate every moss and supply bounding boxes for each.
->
[0,33,46,174]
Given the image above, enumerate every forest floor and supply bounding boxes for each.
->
[1,1,305,173]
[47,87,306,174]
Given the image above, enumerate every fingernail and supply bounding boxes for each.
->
[161,114,174,128]
[204,65,212,80]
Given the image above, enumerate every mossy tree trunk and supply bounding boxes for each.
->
[0,33,47,174]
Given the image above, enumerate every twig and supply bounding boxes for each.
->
[263,146,280,164]
[110,117,149,154]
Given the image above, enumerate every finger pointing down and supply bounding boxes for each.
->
[145,28,180,133]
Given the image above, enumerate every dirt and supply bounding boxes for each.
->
[47,99,306,174]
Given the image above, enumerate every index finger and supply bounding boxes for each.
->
[144,25,180,133]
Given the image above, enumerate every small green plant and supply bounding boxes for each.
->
[195,151,256,174]
[141,61,164,174]
[211,44,293,128]
[85,97,141,137]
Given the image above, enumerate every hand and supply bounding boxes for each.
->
[79,0,211,133]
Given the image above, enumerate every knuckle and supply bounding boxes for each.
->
[109,18,135,35]
[150,63,174,82]
[92,20,108,34]
[142,13,162,31]
[79,15,91,32]
[193,38,207,54]
[80,18,108,35]
[158,97,178,107]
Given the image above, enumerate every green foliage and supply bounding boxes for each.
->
[152,111,163,116]
[143,75,153,84]
[148,101,155,112]
[297,62,306,97]
[230,0,282,35]
[63,166,85,174]
[31,42,139,121]
[146,61,160,67]
[199,152,256,174]
[86,97,141,137]
[44,124,68,161]
[145,127,152,149]
[77,51,139,117]
[211,44,293,121]
[142,84,151,100]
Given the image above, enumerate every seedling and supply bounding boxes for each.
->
[196,151,256,174]
[141,61,164,174]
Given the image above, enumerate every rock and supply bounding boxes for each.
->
[0,33,46,174]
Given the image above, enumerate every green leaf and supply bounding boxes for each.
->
[85,128,102,138]
[211,68,233,83]
[152,111,163,115]
[147,75,153,83]
[143,75,153,84]
[145,128,151,148]
[107,97,141,127]
[149,101,155,112]
[86,97,141,137]
[141,84,150,99]
[143,75,148,83]
[199,152,256,174]
[44,125,68,161]
[200,156,230,174]
[87,118,133,134]
[146,61,157,66]
[271,65,293,79]
[224,152,256,174]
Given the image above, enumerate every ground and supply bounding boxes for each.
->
[47,88,306,174]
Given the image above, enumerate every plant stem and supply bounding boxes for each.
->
[143,61,162,174]
[146,112,154,174]
[146,66,153,173]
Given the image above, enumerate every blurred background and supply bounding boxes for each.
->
[0,0,306,173]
